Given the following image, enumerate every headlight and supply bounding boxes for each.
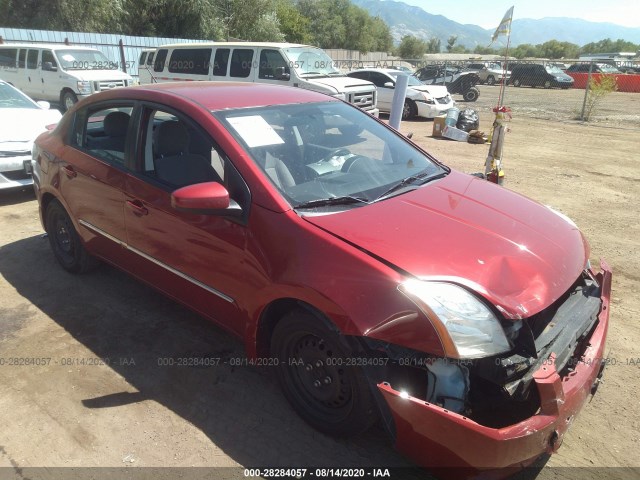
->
[422,93,435,104]
[77,81,92,95]
[399,280,511,359]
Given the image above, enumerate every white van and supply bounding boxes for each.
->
[144,42,378,116]
[137,48,156,85]
[0,44,133,110]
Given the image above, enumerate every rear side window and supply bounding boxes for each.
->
[18,49,26,68]
[72,105,134,166]
[168,48,211,75]
[139,52,147,65]
[27,50,39,69]
[213,48,229,76]
[230,49,253,78]
[0,48,17,68]
[154,49,168,72]
[146,52,155,66]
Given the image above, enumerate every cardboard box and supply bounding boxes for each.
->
[442,125,469,142]
[432,115,447,137]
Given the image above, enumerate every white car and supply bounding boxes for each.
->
[347,68,454,120]
[0,80,62,190]
[477,63,511,85]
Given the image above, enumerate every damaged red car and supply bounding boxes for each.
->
[32,82,611,476]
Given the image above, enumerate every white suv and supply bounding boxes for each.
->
[477,63,511,85]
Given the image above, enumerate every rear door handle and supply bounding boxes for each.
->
[62,165,77,178]
[126,199,148,216]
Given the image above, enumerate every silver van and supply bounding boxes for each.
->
[144,42,378,116]
[0,44,133,110]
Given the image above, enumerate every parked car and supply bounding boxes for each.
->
[477,62,510,85]
[347,68,454,119]
[0,80,61,190]
[510,64,575,89]
[0,44,133,111]
[414,66,481,101]
[32,82,611,475]
[566,63,621,74]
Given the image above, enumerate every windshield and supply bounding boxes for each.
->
[545,65,564,74]
[0,82,37,109]
[282,47,342,76]
[214,101,446,210]
[55,49,118,70]
[389,71,424,86]
[598,63,620,73]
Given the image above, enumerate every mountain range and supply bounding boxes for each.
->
[351,0,640,48]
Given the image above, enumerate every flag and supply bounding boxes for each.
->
[489,6,514,46]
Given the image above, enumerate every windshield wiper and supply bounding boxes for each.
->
[295,195,369,209]
[374,170,447,202]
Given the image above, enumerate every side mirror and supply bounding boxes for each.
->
[43,62,58,72]
[171,182,242,216]
[36,100,51,110]
[383,81,394,88]
[275,66,290,81]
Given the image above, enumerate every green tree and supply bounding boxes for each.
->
[446,35,457,52]
[396,35,428,59]
[580,38,639,55]
[425,37,441,54]
[539,40,580,59]
[276,0,312,44]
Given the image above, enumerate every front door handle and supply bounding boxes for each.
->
[126,199,148,216]
[62,165,77,178]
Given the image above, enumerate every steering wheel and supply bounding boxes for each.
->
[323,148,351,161]
[341,155,372,173]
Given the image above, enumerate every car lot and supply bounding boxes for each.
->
[0,85,639,478]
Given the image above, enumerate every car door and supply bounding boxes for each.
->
[60,102,134,263]
[39,49,60,101]
[23,48,40,98]
[122,103,251,336]
[367,72,394,111]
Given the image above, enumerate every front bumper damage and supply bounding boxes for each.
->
[375,261,612,476]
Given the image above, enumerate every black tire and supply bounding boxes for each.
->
[45,200,99,273]
[544,80,552,89]
[271,309,378,437]
[402,99,417,120]
[463,87,480,102]
[486,75,496,85]
[61,90,78,112]
[513,79,522,87]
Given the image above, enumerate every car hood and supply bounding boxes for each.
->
[410,84,449,98]
[309,75,373,94]
[70,69,132,81]
[0,108,62,151]
[302,171,587,319]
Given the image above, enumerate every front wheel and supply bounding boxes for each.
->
[61,90,78,111]
[402,99,417,120]
[463,87,480,102]
[544,80,552,89]
[486,75,496,85]
[270,310,378,437]
[45,200,99,273]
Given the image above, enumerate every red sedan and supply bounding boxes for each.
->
[32,82,611,477]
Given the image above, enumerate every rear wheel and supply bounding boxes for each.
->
[402,99,417,120]
[45,200,99,273]
[271,309,378,437]
[463,87,480,102]
[513,79,522,87]
[544,80,552,89]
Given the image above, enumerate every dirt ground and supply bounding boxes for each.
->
[0,85,638,480]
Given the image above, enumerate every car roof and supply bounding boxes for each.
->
[82,82,340,111]
[157,42,309,49]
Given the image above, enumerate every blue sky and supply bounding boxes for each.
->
[398,0,640,29]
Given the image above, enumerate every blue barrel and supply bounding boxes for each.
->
[445,107,460,127]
